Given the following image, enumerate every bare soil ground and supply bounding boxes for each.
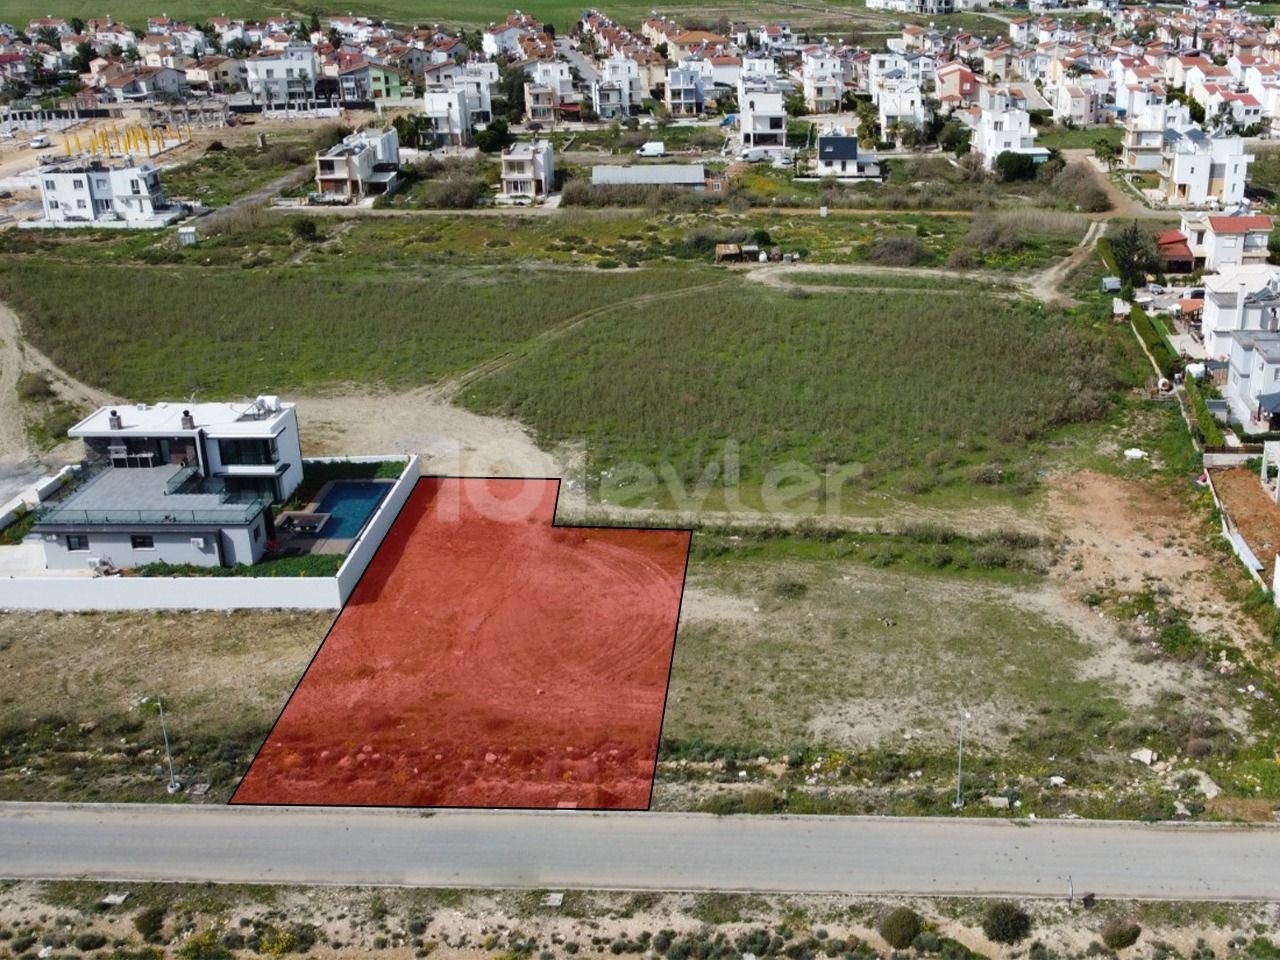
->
[1210,466,1280,584]
[0,610,331,803]
[1047,470,1261,643]
[0,881,1272,960]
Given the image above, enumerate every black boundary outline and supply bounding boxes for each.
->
[229,474,693,813]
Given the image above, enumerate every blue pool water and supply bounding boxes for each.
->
[315,480,389,539]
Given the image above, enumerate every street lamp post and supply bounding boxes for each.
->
[157,697,181,795]
[952,709,971,809]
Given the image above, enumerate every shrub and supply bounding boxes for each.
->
[868,235,925,266]
[1101,918,1142,951]
[135,906,167,942]
[982,902,1032,945]
[180,929,232,960]
[878,908,922,949]
[994,151,1037,181]
[289,216,319,242]
[16,371,54,401]
[74,933,108,950]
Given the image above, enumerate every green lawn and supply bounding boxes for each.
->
[161,142,313,207]
[460,283,1143,508]
[1034,125,1123,151]
[0,258,716,397]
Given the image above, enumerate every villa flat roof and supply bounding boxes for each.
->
[70,399,294,440]
[36,464,269,528]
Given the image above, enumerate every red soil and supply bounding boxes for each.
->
[232,477,690,810]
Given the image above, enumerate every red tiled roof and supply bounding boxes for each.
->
[1208,215,1274,233]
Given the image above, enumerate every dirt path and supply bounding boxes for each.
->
[1028,218,1105,305]
[0,300,120,501]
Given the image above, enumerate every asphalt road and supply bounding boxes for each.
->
[3,804,1279,899]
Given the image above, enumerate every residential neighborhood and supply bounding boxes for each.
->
[6,0,1280,952]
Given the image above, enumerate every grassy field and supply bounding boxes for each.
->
[160,139,316,207]
[0,611,329,802]
[0,257,716,397]
[460,283,1142,509]
[1034,125,1124,150]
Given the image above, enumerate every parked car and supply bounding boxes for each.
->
[29,135,50,149]
[635,141,665,157]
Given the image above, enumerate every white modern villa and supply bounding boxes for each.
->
[34,397,303,571]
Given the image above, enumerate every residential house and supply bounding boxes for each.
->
[104,65,188,101]
[1180,212,1275,270]
[523,60,580,124]
[1121,94,1192,170]
[185,55,246,92]
[338,61,403,101]
[802,49,843,113]
[501,139,555,200]
[592,56,644,119]
[1202,264,1280,358]
[737,77,788,149]
[813,124,881,179]
[1159,128,1254,208]
[246,43,318,105]
[35,159,181,227]
[1224,328,1280,428]
[973,91,1048,169]
[482,13,541,57]
[877,77,928,138]
[423,82,472,144]
[1053,83,1101,125]
[936,61,979,110]
[33,398,303,571]
[314,127,401,201]
[665,66,705,117]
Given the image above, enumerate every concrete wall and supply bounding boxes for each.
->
[333,454,420,603]
[0,575,341,610]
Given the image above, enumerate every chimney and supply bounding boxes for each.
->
[108,409,123,430]
[181,409,195,430]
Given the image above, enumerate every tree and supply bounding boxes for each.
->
[473,118,514,153]
[309,10,321,34]
[994,150,1037,181]
[1093,137,1119,171]
[124,46,141,64]
[982,902,1032,945]
[71,41,95,73]
[939,120,971,157]
[898,121,928,151]
[69,16,86,33]
[1112,219,1159,283]
[1101,918,1142,951]
[785,92,808,117]
[35,25,60,47]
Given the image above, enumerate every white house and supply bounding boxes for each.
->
[1053,83,1100,126]
[314,127,401,201]
[1159,128,1254,208]
[877,77,927,137]
[974,93,1048,169]
[1224,330,1280,429]
[33,397,304,571]
[501,139,555,200]
[737,77,787,150]
[665,66,705,117]
[246,43,317,105]
[592,56,644,119]
[524,60,579,124]
[1180,213,1274,271]
[424,82,471,144]
[1121,95,1192,171]
[33,159,182,227]
[802,49,843,113]
[1202,264,1280,358]
[813,124,881,179]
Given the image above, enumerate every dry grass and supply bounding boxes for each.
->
[0,610,330,802]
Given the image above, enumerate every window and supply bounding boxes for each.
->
[43,179,54,190]
[252,524,262,542]
[95,178,107,189]
[66,535,90,551]
[131,180,141,195]
[72,178,84,189]
[131,534,155,549]
[76,199,86,209]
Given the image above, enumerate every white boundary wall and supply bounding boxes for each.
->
[0,455,420,612]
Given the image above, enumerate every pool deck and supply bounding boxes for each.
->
[273,479,392,557]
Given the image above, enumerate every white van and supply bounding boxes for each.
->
[635,141,665,158]
[29,135,50,149]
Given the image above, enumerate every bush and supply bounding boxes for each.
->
[878,908,922,949]
[74,933,108,950]
[180,929,232,960]
[1101,918,1142,951]
[289,216,319,242]
[982,902,1032,945]
[135,906,167,942]
[994,151,1037,182]
[868,235,925,266]
[16,371,55,401]
[1054,162,1110,212]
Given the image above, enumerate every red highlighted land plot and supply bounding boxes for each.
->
[232,477,690,810]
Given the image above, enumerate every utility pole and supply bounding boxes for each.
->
[952,709,971,809]
[157,697,181,795]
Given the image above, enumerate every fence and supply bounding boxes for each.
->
[0,455,420,612]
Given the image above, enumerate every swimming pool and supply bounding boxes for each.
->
[314,480,390,539]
